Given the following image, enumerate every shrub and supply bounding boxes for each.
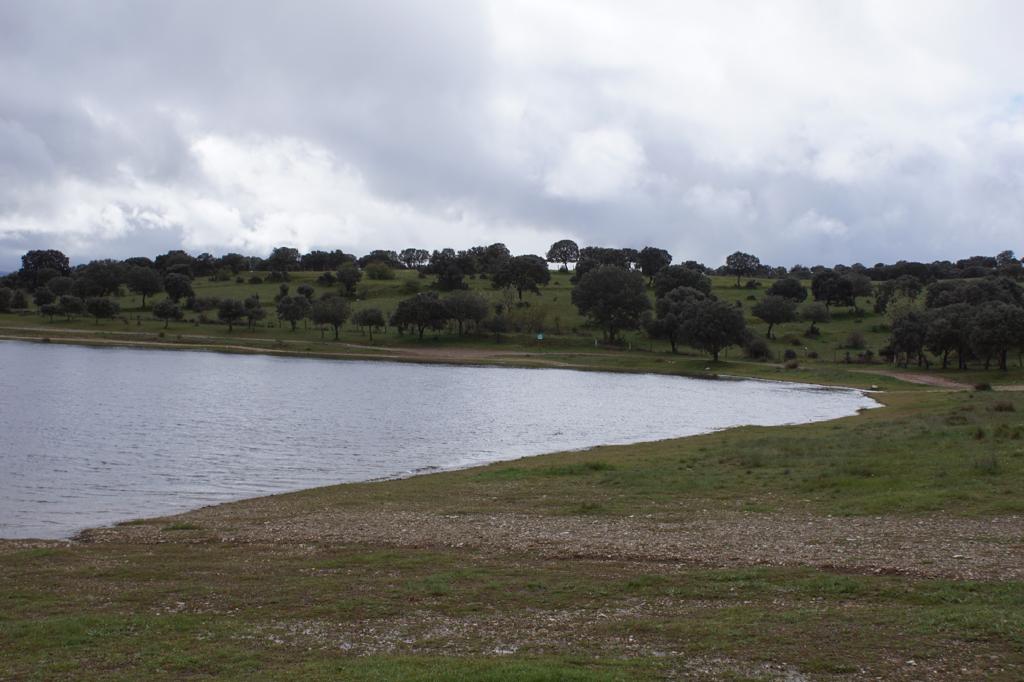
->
[235,276,244,284]
[248,276,263,285]
[401,279,422,295]
[992,401,1015,412]
[744,279,761,289]
[267,270,290,283]
[744,337,771,361]
[784,359,799,369]
[783,349,797,360]
[317,272,337,286]
[807,350,819,359]
[974,383,993,391]
[364,262,395,280]
[844,331,866,349]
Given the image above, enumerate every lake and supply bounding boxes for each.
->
[0,341,878,539]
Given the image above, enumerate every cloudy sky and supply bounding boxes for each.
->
[2,1,1023,271]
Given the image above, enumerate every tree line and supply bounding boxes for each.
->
[1,243,1022,370]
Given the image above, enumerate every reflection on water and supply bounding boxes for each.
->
[0,341,876,539]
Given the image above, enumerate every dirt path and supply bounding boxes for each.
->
[79,504,1024,582]
[0,326,575,366]
[853,368,974,389]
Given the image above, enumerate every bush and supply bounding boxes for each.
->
[844,331,866,349]
[364,262,395,280]
[783,349,797,360]
[235,276,244,284]
[317,272,337,286]
[746,294,757,301]
[401,279,422,295]
[744,279,761,289]
[975,383,993,391]
[248,276,263,285]
[807,350,818,359]
[267,270,290,283]
[784,359,799,369]
[744,337,771,361]
[992,401,1015,412]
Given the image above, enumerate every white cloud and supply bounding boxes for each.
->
[789,210,849,238]
[682,184,757,223]
[543,129,646,201]
[3,1,1024,268]
[0,133,563,260]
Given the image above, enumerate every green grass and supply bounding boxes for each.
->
[3,271,1024,677]
[4,269,1021,390]
[3,540,1023,679]
[224,389,1022,519]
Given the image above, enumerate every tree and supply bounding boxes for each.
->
[890,309,929,367]
[643,286,709,353]
[637,247,672,284]
[357,250,401,269]
[678,299,748,361]
[845,272,873,308]
[968,302,1024,370]
[217,299,247,332]
[767,277,807,302]
[296,284,315,301]
[545,239,580,270]
[20,249,71,288]
[493,255,551,300]
[725,251,761,287]
[811,271,854,309]
[0,287,12,312]
[32,287,56,307]
[125,267,163,309]
[266,246,301,272]
[399,248,430,270]
[653,265,712,298]
[73,259,125,297]
[244,296,266,331]
[57,295,85,320]
[46,276,74,296]
[10,289,27,309]
[85,297,120,324]
[571,265,651,342]
[477,243,512,275]
[752,295,797,339]
[444,290,490,336]
[152,299,182,328]
[163,273,194,303]
[312,295,352,340]
[800,301,830,337]
[924,303,972,369]
[276,296,311,331]
[352,307,387,341]
[391,292,449,339]
[426,249,467,291]
[336,262,363,295]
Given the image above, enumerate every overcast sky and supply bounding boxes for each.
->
[2,1,1023,271]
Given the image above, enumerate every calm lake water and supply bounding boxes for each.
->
[0,341,877,539]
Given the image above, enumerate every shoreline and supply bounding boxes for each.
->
[0,339,880,542]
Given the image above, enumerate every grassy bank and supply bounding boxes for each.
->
[2,381,1023,679]
[4,269,1022,390]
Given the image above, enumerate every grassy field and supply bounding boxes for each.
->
[2,270,1024,679]
[3,268,1021,390]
